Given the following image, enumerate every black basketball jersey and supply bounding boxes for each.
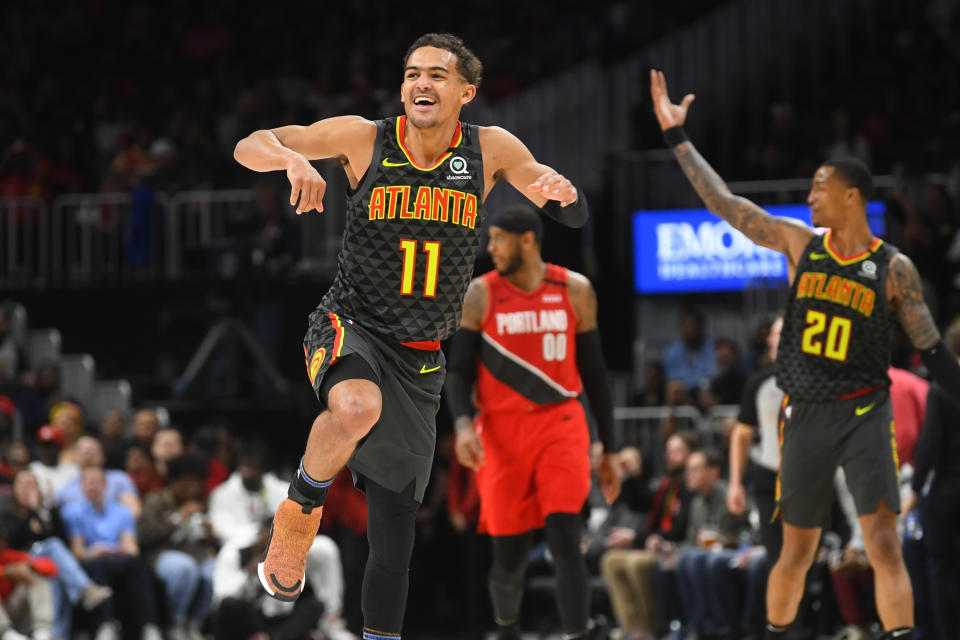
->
[777,231,899,401]
[319,116,486,342]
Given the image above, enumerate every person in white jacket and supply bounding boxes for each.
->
[208,445,352,639]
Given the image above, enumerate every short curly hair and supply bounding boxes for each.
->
[404,33,482,87]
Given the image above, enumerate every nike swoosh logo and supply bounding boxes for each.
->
[382,158,409,167]
[419,364,442,374]
[890,631,911,638]
[809,252,828,260]
[855,402,875,416]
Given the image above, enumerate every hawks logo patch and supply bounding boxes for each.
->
[308,348,327,385]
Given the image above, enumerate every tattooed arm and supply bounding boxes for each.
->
[888,253,960,397]
[649,70,813,268]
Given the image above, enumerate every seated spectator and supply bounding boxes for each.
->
[150,427,183,480]
[55,436,140,517]
[212,520,323,640]
[208,444,351,639]
[124,445,164,498]
[632,362,666,408]
[61,467,161,640]
[2,469,112,640]
[138,455,218,640]
[672,448,751,638]
[12,362,62,435]
[48,403,83,467]
[0,527,56,640]
[99,411,128,471]
[27,426,77,507]
[130,410,160,452]
[660,307,715,400]
[702,338,745,407]
[600,432,697,640]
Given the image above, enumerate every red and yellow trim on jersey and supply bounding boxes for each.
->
[328,312,346,363]
[823,230,884,266]
[772,393,790,522]
[395,116,463,171]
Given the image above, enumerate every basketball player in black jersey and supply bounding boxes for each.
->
[233,34,590,640]
[650,70,960,640]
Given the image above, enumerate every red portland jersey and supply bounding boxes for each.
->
[476,264,583,413]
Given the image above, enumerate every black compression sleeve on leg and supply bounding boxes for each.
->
[920,339,960,399]
[576,330,617,451]
[362,478,418,634]
[318,354,379,406]
[488,533,533,626]
[544,512,589,635]
[541,189,589,229]
[444,329,481,420]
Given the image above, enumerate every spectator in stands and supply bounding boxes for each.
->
[187,424,232,496]
[48,403,83,466]
[0,304,27,386]
[27,426,76,507]
[904,322,960,640]
[130,410,160,451]
[138,454,218,640]
[600,432,697,640]
[14,362,62,435]
[702,338,745,408]
[150,427,183,480]
[672,448,751,638]
[0,525,56,640]
[1,442,30,485]
[3,469,112,640]
[99,411,128,471]
[61,466,162,640]
[632,362,666,408]
[661,307,715,404]
[55,436,139,517]
[124,445,164,498]
[208,444,351,638]
[212,519,324,640]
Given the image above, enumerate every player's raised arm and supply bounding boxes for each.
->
[650,70,813,267]
[233,115,377,214]
[888,252,960,398]
[479,126,589,228]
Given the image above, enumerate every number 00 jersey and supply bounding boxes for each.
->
[319,116,485,342]
[476,265,583,413]
[777,231,899,401]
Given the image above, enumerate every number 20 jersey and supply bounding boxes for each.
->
[776,231,899,401]
[319,116,485,342]
[476,264,583,413]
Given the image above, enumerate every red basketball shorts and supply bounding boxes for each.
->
[474,400,591,536]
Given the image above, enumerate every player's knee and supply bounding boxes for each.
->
[777,540,818,571]
[330,387,381,438]
[545,512,582,560]
[865,526,903,567]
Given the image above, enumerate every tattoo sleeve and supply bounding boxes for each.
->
[673,142,788,251]
[889,254,940,350]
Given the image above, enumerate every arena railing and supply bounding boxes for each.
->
[1,196,50,289]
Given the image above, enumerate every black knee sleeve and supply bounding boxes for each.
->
[489,533,532,626]
[361,478,418,635]
[545,512,589,635]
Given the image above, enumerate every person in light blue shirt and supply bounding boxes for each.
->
[661,307,715,396]
[56,436,141,517]
[61,466,162,640]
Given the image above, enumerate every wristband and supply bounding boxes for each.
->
[662,125,689,148]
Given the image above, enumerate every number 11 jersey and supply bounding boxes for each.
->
[477,264,583,413]
[319,115,485,342]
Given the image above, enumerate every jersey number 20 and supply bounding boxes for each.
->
[801,309,852,362]
[399,239,441,298]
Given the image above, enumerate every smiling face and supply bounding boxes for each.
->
[401,46,476,129]
[806,166,861,228]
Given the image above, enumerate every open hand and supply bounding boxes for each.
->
[650,69,695,130]
[286,155,327,214]
[528,170,578,207]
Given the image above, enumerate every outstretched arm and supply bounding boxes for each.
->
[649,70,813,267]
[233,115,377,214]
[888,253,960,397]
[479,126,589,228]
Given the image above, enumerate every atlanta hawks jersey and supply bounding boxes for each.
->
[476,264,583,413]
[319,116,485,342]
[777,231,899,401]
